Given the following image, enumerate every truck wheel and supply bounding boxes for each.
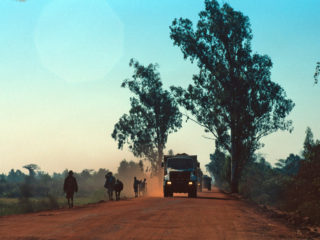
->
[164,188,168,197]
[188,188,197,198]
[194,190,197,198]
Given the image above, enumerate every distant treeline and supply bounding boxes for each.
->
[207,127,320,224]
[0,159,146,199]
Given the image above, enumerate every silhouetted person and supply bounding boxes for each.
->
[140,178,147,196]
[133,177,141,198]
[63,170,78,208]
[104,172,115,201]
[114,179,123,201]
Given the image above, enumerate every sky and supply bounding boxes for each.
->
[0,0,319,175]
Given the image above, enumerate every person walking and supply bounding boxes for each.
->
[133,176,140,198]
[114,179,123,201]
[104,172,116,201]
[143,178,147,195]
[63,170,78,208]
[140,178,147,196]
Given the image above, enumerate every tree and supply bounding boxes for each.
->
[303,127,315,159]
[315,62,320,84]
[7,169,25,183]
[112,59,182,176]
[23,164,40,177]
[206,149,231,189]
[117,159,145,179]
[0,174,6,183]
[275,154,302,176]
[167,149,174,156]
[170,0,294,192]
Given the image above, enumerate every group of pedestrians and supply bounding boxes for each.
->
[63,171,147,208]
[104,172,123,201]
[133,177,147,198]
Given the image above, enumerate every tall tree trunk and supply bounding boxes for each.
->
[231,120,242,193]
[231,138,245,193]
[156,144,164,188]
[157,145,163,173]
[230,117,238,193]
[231,164,240,193]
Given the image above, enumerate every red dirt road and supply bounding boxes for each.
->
[0,189,300,240]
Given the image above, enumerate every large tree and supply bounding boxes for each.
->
[315,62,320,84]
[170,0,294,192]
[112,59,182,176]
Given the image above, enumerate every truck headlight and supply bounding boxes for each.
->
[167,181,172,185]
[188,181,193,185]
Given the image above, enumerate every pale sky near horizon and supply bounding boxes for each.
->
[0,0,319,175]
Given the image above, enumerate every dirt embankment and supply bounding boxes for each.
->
[0,188,311,240]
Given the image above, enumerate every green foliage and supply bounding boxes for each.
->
[167,149,174,156]
[285,133,320,223]
[206,149,230,190]
[303,127,315,159]
[169,0,294,192]
[0,196,60,216]
[239,156,292,206]
[0,166,111,204]
[275,154,301,176]
[315,62,320,84]
[7,169,24,183]
[23,164,40,177]
[112,59,182,174]
[226,127,320,224]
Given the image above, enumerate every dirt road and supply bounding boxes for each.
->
[0,189,300,240]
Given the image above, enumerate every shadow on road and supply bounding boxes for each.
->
[174,195,236,201]
[201,190,220,194]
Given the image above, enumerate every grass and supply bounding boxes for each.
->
[0,190,111,216]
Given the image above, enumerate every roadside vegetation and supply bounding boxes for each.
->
[207,127,320,224]
[0,159,146,216]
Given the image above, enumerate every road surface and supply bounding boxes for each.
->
[0,189,300,240]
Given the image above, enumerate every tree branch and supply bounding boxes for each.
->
[181,113,218,139]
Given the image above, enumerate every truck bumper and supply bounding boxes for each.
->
[164,181,196,193]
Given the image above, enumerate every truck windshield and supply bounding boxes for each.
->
[167,158,194,170]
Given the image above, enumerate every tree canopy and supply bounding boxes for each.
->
[112,59,182,175]
[170,0,294,192]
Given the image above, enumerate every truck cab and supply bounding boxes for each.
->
[162,154,200,198]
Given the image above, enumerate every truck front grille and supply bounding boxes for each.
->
[169,171,190,182]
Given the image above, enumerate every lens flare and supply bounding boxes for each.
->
[35,0,124,83]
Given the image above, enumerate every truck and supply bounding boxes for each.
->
[162,153,200,198]
[202,175,212,191]
[197,168,203,192]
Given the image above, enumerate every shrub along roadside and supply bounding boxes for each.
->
[207,127,320,225]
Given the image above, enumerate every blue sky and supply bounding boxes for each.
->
[0,0,319,174]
